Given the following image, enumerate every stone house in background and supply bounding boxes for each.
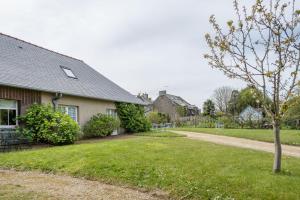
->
[137,93,153,115]
[153,90,200,122]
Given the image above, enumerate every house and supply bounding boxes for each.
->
[0,33,143,133]
[153,90,200,122]
[239,106,263,122]
[137,93,153,115]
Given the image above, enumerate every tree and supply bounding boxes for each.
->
[147,112,162,124]
[282,96,300,128]
[212,86,234,113]
[236,86,265,113]
[228,90,239,116]
[203,99,216,117]
[115,103,151,133]
[204,0,300,172]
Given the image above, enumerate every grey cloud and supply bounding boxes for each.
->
[0,0,262,107]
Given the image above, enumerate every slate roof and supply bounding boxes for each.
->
[137,94,153,105]
[165,94,198,110]
[0,33,143,104]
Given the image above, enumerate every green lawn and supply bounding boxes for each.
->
[0,136,300,199]
[173,127,300,146]
[134,131,185,137]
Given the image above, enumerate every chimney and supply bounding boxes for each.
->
[159,90,167,96]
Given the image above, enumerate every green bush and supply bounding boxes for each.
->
[218,116,240,129]
[197,121,216,128]
[116,103,151,133]
[147,112,170,124]
[197,116,216,128]
[18,104,80,145]
[83,113,120,138]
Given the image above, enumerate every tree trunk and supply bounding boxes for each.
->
[273,121,282,173]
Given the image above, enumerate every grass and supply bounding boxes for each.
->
[0,137,300,199]
[172,127,300,146]
[134,131,185,137]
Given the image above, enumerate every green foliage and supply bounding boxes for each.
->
[202,99,216,117]
[236,87,264,113]
[282,96,300,129]
[197,116,216,128]
[18,104,80,145]
[147,112,161,124]
[176,106,188,117]
[228,90,239,115]
[218,116,239,129]
[239,117,266,129]
[174,120,187,127]
[205,0,300,172]
[1,137,300,199]
[227,20,233,27]
[147,112,169,124]
[115,102,151,133]
[83,113,120,138]
[227,87,272,116]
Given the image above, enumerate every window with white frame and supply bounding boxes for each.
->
[0,99,17,127]
[58,105,78,122]
[106,109,117,118]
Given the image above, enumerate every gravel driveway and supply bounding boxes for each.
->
[0,170,167,200]
[171,130,300,158]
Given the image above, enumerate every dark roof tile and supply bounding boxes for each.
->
[0,33,142,104]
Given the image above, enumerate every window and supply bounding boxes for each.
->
[58,105,78,122]
[0,99,17,127]
[106,109,118,118]
[61,66,77,78]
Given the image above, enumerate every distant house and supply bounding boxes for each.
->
[137,93,153,115]
[239,106,263,122]
[153,90,200,122]
[0,33,143,134]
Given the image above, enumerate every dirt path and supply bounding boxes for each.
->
[171,130,300,158]
[0,170,166,200]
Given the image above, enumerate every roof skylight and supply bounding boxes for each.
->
[61,66,77,79]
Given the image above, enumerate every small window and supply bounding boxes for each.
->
[0,99,18,127]
[58,105,78,122]
[61,66,77,78]
[106,109,118,118]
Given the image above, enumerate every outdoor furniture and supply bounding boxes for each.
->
[0,129,30,152]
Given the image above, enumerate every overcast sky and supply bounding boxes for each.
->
[0,0,259,108]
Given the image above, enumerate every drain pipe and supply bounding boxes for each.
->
[52,92,63,111]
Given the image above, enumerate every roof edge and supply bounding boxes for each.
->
[0,32,84,62]
[0,83,144,105]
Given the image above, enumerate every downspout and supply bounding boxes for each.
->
[52,92,63,111]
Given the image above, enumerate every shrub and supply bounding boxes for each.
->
[197,121,216,128]
[83,114,120,138]
[18,104,80,145]
[116,103,151,133]
[218,116,240,129]
[147,112,170,124]
[240,119,264,129]
[175,120,188,127]
[196,116,216,128]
